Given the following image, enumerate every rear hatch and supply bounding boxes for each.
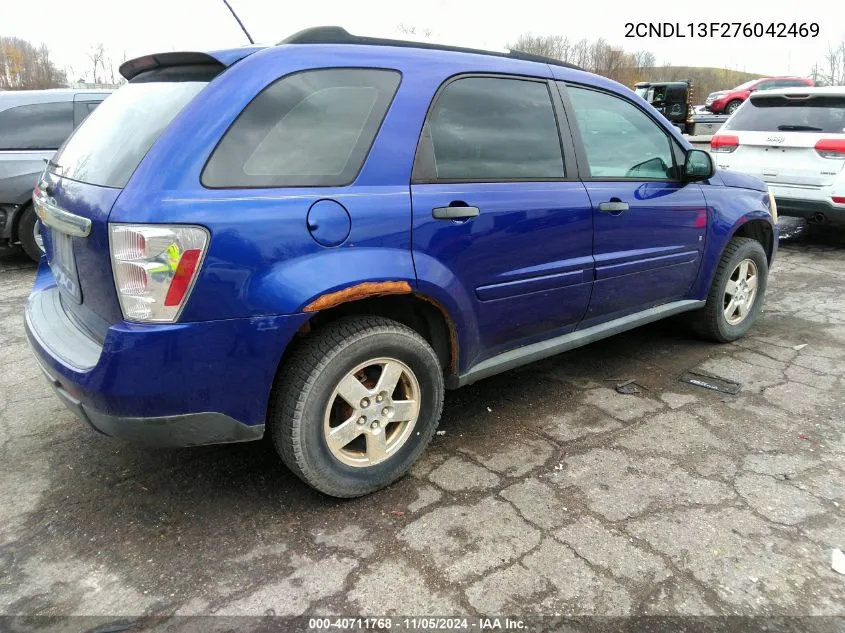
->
[717,91,845,188]
[36,56,234,341]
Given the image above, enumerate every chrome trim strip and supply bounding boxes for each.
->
[32,191,91,237]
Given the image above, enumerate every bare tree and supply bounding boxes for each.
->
[0,36,66,89]
[807,40,845,86]
[825,40,844,85]
[507,33,649,86]
[507,34,571,60]
[87,43,104,84]
[504,30,766,101]
[632,50,656,71]
[397,23,432,39]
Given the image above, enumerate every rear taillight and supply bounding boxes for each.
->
[711,134,739,153]
[833,196,845,205]
[815,139,845,159]
[109,224,209,322]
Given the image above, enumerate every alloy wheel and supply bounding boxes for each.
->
[723,258,758,325]
[322,357,420,467]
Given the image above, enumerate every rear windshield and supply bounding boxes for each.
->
[49,65,218,188]
[724,95,845,133]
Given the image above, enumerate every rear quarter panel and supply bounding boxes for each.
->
[0,151,50,204]
[111,46,556,372]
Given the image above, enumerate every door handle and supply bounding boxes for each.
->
[432,205,480,220]
[598,201,629,214]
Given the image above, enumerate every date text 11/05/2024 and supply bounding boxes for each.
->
[625,22,819,38]
[308,618,526,630]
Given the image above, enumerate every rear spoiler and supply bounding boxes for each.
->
[119,52,224,81]
[119,47,263,81]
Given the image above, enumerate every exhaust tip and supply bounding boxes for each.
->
[808,212,827,224]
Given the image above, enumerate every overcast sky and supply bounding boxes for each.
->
[3,0,843,80]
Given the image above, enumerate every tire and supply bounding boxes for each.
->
[693,237,768,343]
[269,316,445,498]
[725,99,742,115]
[18,204,44,262]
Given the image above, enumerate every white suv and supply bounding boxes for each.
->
[710,87,845,226]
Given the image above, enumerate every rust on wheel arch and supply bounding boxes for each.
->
[303,281,412,313]
[416,293,459,374]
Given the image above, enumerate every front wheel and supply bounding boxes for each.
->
[269,316,444,497]
[693,237,768,342]
[725,99,742,115]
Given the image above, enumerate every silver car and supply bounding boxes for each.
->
[0,89,110,260]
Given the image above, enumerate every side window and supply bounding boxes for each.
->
[0,102,73,150]
[756,81,776,91]
[566,86,676,180]
[420,77,564,181]
[203,69,400,188]
[73,101,102,127]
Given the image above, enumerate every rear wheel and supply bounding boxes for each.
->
[725,99,742,115]
[18,205,43,262]
[269,316,444,497]
[694,237,768,342]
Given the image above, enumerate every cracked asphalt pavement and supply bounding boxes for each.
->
[1,223,843,622]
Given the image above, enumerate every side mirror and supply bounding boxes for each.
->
[684,149,715,182]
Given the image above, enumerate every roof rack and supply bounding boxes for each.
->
[278,26,583,71]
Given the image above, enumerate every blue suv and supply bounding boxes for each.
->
[25,27,777,497]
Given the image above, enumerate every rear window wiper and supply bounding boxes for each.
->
[777,124,824,131]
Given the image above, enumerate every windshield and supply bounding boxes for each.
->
[724,95,845,133]
[635,87,648,98]
[733,78,762,91]
[49,66,216,188]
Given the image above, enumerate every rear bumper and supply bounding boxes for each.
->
[32,353,263,447]
[772,196,845,224]
[25,261,310,446]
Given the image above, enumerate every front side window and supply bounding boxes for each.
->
[566,86,676,180]
[203,69,400,188]
[422,77,564,181]
[0,102,73,150]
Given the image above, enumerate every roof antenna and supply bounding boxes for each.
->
[221,0,255,45]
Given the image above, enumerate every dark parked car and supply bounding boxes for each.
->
[704,77,813,114]
[634,80,695,133]
[0,89,110,260]
[26,27,777,498]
